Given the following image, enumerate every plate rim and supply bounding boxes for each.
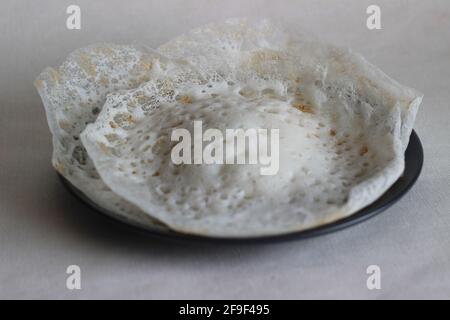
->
[59,130,424,244]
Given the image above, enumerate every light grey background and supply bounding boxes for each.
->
[1,0,449,299]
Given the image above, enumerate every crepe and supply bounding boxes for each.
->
[34,43,169,228]
[79,19,422,237]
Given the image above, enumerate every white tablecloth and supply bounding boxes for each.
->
[1,0,449,299]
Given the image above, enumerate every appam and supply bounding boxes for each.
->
[79,20,422,237]
[35,44,168,228]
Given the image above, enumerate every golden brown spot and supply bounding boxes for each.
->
[138,75,150,83]
[152,136,168,154]
[179,95,193,104]
[99,76,109,87]
[127,114,135,123]
[248,50,281,74]
[58,120,71,132]
[94,46,115,57]
[170,121,184,128]
[238,87,257,98]
[359,146,369,156]
[113,113,136,129]
[49,69,61,83]
[336,139,347,146]
[104,133,119,143]
[76,53,97,77]
[139,60,153,71]
[53,161,65,173]
[34,79,44,90]
[130,57,152,76]
[292,103,315,114]
[250,51,281,64]
[329,129,337,136]
[98,142,111,155]
[109,121,117,128]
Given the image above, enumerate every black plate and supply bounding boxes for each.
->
[60,130,423,244]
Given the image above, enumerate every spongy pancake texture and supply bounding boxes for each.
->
[35,44,167,228]
[37,19,422,237]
